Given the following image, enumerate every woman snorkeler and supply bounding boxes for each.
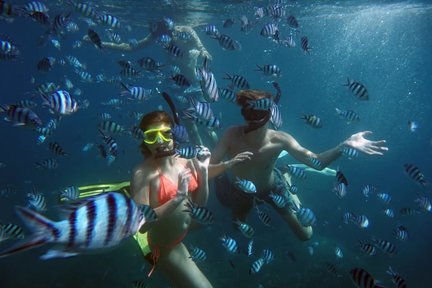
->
[130,110,213,288]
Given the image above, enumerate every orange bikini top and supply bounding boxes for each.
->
[155,164,199,205]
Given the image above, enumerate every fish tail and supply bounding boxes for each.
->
[15,206,57,236]
[255,64,262,71]
[223,73,231,80]
[0,235,50,258]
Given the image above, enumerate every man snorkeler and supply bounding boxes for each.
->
[209,89,388,241]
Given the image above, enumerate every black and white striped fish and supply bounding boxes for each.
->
[137,57,164,72]
[256,207,271,226]
[99,120,127,134]
[120,67,140,78]
[220,88,236,103]
[48,142,69,157]
[333,182,347,199]
[393,225,408,241]
[27,191,47,212]
[286,15,299,29]
[415,196,431,212]
[249,258,265,274]
[283,165,306,179]
[335,108,360,123]
[170,74,191,88]
[120,83,152,101]
[99,129,118,157]
[260,23,278,38]
[350,267,384,288]
[234,178,256,194]
[164,43,183,57]
[307,156,323,170]
[220,235,238,253]
[65,1,97,19]
[247,239,253,256]
[215,34,241,51]
[341,146,359,159]
[362,185,375,198]
[1,223,24,240]
[25,1,48,13]
[404,163,427,186]
[41,90,78,115]
[373,238,397,256]
[356,242,376,256]
[3,105,42,127]
[59,186,80,201]
[302,114,322,128]
[233,220,254,238]
[175,146,198,159]
[269,192,287,208]
[261,249,274,264]
[293,207,317,227]
[197,66,219,102]
[183,199,213,225]
[0,192,157,259]
[35,158,58,169]
[256,64,281,77]
[189,245,207,262]
[386,266,407,288]
[204,24,219,36]
[376,192,391,204]
[344,78,369,100]
[300,36,311,54]
[98,14,120,28]
[223,73,249,89]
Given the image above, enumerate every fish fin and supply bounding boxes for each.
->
[15,206,57,235]
[0,235,50,258]
[40,249,78,260]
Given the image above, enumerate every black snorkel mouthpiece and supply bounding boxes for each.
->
[154,146,176,159]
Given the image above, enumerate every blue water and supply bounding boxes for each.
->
[1,0,431,287]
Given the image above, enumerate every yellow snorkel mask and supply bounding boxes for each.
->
[143,127,173,144]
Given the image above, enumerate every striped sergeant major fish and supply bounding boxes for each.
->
[183,199,213,225]
[341,146,359,159]
[41,90,78,115]
[383,208,395,218]
[293,206,317,227]
[234,178,256,194]
[197,63,219,102]
[130,126,144,140]
[24,1,48,13]
[373,238,398,256]
[164,43,183,57]
[282,164,306,179]
[300,36,311,54]
[350,267,385,288]
[137,56,164,72]
[98,14,121,28]
[120,83,152,101]
[269,192,287,208]
[99,129,118,157]
[2,105,42,127]
[261,249,274,264]
[172,124,189,144]
[356,241,377,256]
[27,190,47,212]
[255,207,271,226]
[220,88,236,103]
[186,96,214,120]
[204,24,219,37]
[0,192,157,259]
[333,183,347,199]
[393,225,408,241]
[415,196,432,212]
[376,192,391,204]
[306,156,323,170]
[48,142,69,157]
[65,1,97,19]
[249,258,265,274]
[386,266,407,288]
[302,114,322,128]
[35,158,58,170]
[344,78,369,100]
[233,220,254,238]
[223,73,249,89]
[1,223,24,240]
[170,74,191,88]
[214,34,241,51]
[335,108,360,123]
[286,15,299,29]
[51,12,72,34]
[404,163,427,186]
[260,23,278,38]
[220,235,238,254]
[270,103,282,130]
[99,120,127,134]
[107,30,121,43]
[189,245,207,262]
[247,239,253,256]
[256,64,281,77]
[59,186,80,201]
[246,98,273,111]
[183,111,221,130]
[175,146,198,159]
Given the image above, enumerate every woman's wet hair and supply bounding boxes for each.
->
[236,90,272,122]
[139,111,174,157]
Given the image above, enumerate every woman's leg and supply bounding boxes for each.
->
[157,243,213,288]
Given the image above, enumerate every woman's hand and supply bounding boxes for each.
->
[200,49,213,61]
[343,131,388,155]
[176,169,191,199]
[225,151,253,168]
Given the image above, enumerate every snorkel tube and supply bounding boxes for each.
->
[154,92,180,158]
